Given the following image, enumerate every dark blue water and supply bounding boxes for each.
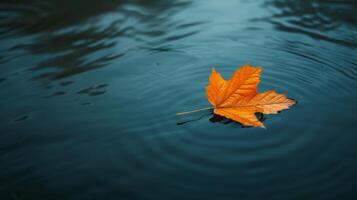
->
[1,0,357,199]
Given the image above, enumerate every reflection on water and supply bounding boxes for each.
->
[262,0,357,47]
[0,0,197,82]
[1,0,357,200]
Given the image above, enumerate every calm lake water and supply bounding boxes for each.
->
[1,0,357,199]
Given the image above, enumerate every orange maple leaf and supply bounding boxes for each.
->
[206,65,295,128]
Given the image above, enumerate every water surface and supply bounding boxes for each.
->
[1,0,357,199]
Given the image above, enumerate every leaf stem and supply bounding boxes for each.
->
[176,107,213,116]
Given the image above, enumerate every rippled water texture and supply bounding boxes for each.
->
[1,0,357,199]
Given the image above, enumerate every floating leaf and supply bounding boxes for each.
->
[206,65,295,128]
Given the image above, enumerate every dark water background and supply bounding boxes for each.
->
[1,0,357,199]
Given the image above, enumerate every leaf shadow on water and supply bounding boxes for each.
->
[209,113,267,128]
[177,111,267,128]
[177,112,212,126]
